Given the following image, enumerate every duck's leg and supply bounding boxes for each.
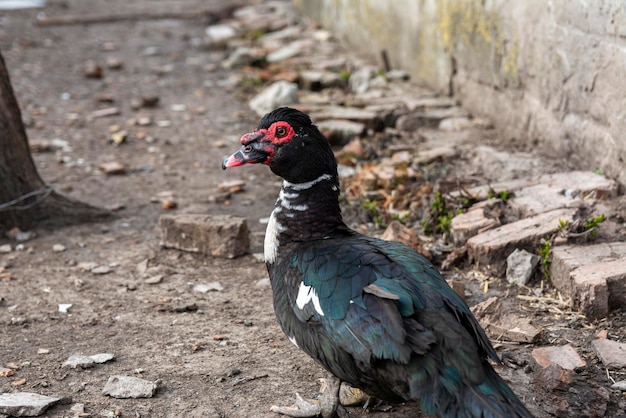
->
[272,376,368,418]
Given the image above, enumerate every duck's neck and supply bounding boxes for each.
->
[264,173,343,264]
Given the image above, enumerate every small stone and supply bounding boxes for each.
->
[172,301,198,312]
[0,392,63,416]
[170,104,187,112]
[110,131,127,145]
[136,259,149,276]
[70,403,86,415]
[0,367,14,377]
[349,67,375,94]
[100,161,126,175]
[144,275,163,285]
[337,164,356,178]
[248,81,298,117]
[385,69,409,80]
[205,23,237,44]
[37,348,50,354]
[439,116,473,131]
[63,354,95,369]
[267,45,301,63]
[52,244,66,252]
[531,344,586,370]
[596,329,609,339]
[58,304,72,313]
[591,338,626,368]
[0,244,11,253]
[506,249,539,286]
[29,139,55,153]
[161,200,177,210]
[221,46,254,69]
[90,107,120,119]
[218,180,246,193]
[139,96,160,108]
[193,282,224,293]
[610,380,626,391]
[77,261,98,271]
[90,353,115,364]
[142,46,161,56]
[106,56,123,70]
[83,60,103,78]
[137,116,152,126]
[102,375,157,398]
[91,265,111,275]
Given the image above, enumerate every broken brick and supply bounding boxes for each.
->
[551,243,626,318]
[531,344,586,371]
[591,338,626,369]
[467,208,577,276]
[159,214,249,259]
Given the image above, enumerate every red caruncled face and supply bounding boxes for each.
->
[222,121,295,169]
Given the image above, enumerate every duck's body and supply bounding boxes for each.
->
[223,107,534,418]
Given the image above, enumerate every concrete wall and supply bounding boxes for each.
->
[294,0,626,186]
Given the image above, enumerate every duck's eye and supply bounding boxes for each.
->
[243,145,253,153]
[276,126,287,137]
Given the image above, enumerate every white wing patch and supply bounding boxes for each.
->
[295,281,325,316]
[288,335,299,348]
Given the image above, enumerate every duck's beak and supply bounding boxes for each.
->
[222,131,274,169]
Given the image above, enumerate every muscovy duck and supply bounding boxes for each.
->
[222,107,534,418]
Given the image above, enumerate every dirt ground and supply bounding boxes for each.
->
[1,1,625,417]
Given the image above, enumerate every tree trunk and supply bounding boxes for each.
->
[0,51,109,233]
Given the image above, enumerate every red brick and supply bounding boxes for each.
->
[451,201,500,245]
[550,243,626,318]
[531,344,586,370]
[467,208,577,276]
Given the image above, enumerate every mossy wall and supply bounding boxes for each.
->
[294,0,626,185]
